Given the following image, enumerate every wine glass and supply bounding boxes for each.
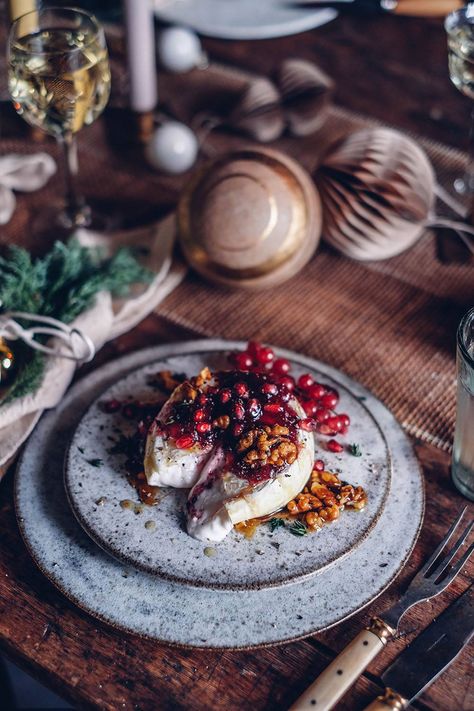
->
[7,7,111,231]
[446,5,474,197]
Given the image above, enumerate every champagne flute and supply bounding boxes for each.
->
[446,5,474,197]
[7,6,111,230]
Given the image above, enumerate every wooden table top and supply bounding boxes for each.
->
[1,11,473,711]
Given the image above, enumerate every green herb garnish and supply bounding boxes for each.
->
[289,520,308,537]
[0,241,152,404]
[269,518,285,532]
[86,458,103,468]
[349,443,362,457]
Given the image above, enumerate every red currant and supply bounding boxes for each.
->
[193,409,206,422]
[279,375,295,392]
[315,408,330,423]
[314,459,325,472]
[308,383,326,400]
[327,439,343,453]
[339,413,350,428]
[234,352,254,370]
[197,394,208,406]
[257,347,275,365]
[303,399,317,416]
[317,423,336,436]
[272,358,290,375]
[298,373,314,391]
[247,341,262,358]
[327,416,343,432]
[320,391,339,410]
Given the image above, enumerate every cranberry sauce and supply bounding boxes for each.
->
[160,370,302,485]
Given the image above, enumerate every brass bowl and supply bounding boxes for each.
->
[177,147,322,289]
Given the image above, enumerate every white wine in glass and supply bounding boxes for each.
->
[8,7,111,230]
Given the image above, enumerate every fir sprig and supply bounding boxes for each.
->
[0,240,153,404]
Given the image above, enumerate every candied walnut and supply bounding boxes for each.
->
[237,430,256,452]
[193,367,212,388]
[320,504,340,521]
[149,370,183,393]
[214,415,230,430]
[271,424,289,436]
[305,512,324,530]
[320,471,340,485]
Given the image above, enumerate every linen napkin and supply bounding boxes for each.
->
[0,153,56,224]
[0,214,187,475]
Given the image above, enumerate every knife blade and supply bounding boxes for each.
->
[365,585,474,710]
[284,0,464,17]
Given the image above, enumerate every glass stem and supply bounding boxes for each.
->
[60,132,90,228]
[466,106,474,196]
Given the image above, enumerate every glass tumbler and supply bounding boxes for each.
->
[452,306,474,500]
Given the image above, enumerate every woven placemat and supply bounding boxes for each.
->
[1,56,471,452]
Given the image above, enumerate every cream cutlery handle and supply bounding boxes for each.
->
[289,628,387,711]
[363,688,409,710]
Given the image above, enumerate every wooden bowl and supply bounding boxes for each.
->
[177,147,322,289]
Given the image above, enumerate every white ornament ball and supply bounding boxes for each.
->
[146,122,199,174]
[157,26,204,73]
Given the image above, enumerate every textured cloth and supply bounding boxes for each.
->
[0,216,186,472]
[0,153,56,225]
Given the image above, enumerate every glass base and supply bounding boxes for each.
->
[451,463,474,501]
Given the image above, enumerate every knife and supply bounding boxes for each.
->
[364,584,474,710]
[285,0,464,17]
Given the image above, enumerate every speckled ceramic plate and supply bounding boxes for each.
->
[15,342,424,649]
[64,346,391,590]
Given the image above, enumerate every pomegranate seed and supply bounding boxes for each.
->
[317,423,336,436]
[299,418,316,431]
[233,402,245,420]
[196,422,211,434]
[257,347,275,365]
[247,398,262,419]
[262,382,278,396]
[321,391,339,410]
[280,390,291,403]
[298,373,314,391]
[232,423,244,437]
[175,435,194,449]
[308,383,326,400]
[327,439,343,453]
[219,388,232,404]
[198,394,208,405]
[272,358,290,375]
[279,375,295,392]
[264,402,283,414]
[234,382,249,398]
[247,341,262,358]
[314,459,325,472]
[303,399,318,416]
[315,408,330,423]
[327,415,343,432]
[103,399,121,413]
[193,409,206,422]
[340,425,349,435]
[339,413,350,428]
[234,352,254,370]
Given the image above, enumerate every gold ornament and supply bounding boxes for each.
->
[0,337,15,386]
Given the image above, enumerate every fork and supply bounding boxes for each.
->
[289,507,474,711]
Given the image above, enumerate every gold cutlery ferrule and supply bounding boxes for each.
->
[377,687,407,709]
[367,616,396,642]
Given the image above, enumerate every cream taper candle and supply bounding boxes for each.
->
[123,0,158,122]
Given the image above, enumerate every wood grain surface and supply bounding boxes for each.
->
[1,10,473,711]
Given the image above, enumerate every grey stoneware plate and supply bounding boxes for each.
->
[15,342,424,649]
[64,346,391,590]
[154,0,337,40]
